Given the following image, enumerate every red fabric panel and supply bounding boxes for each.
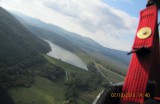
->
[133,6,158,49]
[121,52,152,103]
[120,5,159,104]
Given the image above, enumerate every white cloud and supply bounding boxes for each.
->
[111,0,133,4]
[0,0,138,51]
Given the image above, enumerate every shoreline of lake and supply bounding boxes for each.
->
[45,40,88,70]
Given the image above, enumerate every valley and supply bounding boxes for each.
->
[0,6,128,104]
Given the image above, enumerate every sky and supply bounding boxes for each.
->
[0,0,147,51]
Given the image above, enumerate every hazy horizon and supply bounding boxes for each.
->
[0,0,147,51]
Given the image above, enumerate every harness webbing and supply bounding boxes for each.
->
[120,5,160,104]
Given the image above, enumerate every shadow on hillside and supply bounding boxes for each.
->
[0,86,15,104]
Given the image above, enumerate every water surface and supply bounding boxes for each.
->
[46,40,88,70]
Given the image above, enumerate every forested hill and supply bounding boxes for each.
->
[0,7,108,104]
[0,7,51,67]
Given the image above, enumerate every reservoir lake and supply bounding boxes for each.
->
[46,40,88,70]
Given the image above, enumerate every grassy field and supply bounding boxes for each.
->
[9,55,100,104]
[43,55,91,77]
[9,76,66,104]
[44,55,101,103]
[96,63,125,84]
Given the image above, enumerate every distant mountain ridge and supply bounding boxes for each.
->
[12,11,127,54]
[0,7,51,66]
[11,11,131,73]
